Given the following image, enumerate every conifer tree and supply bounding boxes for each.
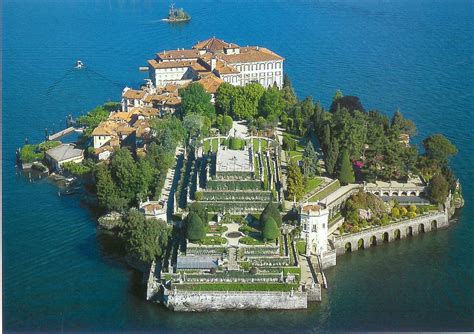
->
[326,139,339,176]
[337,150,355,185]
[262,217,280,241]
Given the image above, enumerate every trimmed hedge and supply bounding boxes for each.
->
[207,179,263,191]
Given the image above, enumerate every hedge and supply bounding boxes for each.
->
[206,179,263,191]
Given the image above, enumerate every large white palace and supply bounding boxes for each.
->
[148,37,284,89]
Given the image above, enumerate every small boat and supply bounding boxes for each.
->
[75,60,84,69]
[163,3,191,23]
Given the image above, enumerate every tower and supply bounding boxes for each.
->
[300,204,329,256]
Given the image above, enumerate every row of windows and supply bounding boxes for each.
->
[235,62,282,72]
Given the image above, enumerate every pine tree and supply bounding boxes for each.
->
[302,141,319,177]
[337,150,355,185]
[326,139,339,176]
[322,124,331,154]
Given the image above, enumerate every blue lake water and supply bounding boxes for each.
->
[3,0,473,332]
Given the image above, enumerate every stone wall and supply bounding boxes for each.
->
[321,249,337,269]
[333,212,448,255]
[164,290,307,311]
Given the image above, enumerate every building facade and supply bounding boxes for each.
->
[148,37,284,89]
[300,205,329,256]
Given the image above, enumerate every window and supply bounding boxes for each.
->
[322,223,325,229]
[304,224,307,231]
[312,225,317,232]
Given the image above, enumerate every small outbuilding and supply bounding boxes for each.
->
[45,143,84,171]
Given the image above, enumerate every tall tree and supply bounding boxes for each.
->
[186,212,206,241]
[95,165,127,211]
[423,134,458,164]
[391,109,417,137]
[337,150,355,185]
[123,209,171,262]
[110,148,139,202]
[262,217,280,241]
[326,139,339,176]
[321,123,331,154]
[427,173,449,205]
[260,201,282,227]
[302,141,319,177]
[179,83,215,120]
[215,82,237,115]
[287,160,305,201]
[259,86,285,120]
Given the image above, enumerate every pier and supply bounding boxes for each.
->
[47,126,76,141]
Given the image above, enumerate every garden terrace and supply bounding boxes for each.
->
[171,282,299,292]
[199,190,272,202]
[246,256,291,267]
[240,245,279,256]
[197,201,269,214]
[186,246,227,256]
[181,270,283,283]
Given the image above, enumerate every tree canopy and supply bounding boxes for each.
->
[287,160,305,201]
[122,209,171,262]
[262,217,280,241]
[337,150,355,185]
[427,173,449,205]
[186,212,206,241]
[423,134,458,163]
[179,83,215,120]
[260,201,282,227]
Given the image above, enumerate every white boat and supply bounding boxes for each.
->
[75,60,84,69]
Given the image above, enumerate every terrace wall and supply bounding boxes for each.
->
[164,290,307,311]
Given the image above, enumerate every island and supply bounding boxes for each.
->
[162,3,191,23]
[18,37,464,311]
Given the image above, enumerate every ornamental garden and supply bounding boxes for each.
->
[18,71,464,308]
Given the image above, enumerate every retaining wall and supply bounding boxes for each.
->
[164,290,307,311]
[333,212,448,255]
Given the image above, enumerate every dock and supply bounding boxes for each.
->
[47,126,76,141]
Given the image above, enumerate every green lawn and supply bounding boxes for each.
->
[304,177,323,194]
[308,180,341,202]
[239,235,264,245]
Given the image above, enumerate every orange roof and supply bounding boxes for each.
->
[219,47,284,63]
[91,121,118,136]
[148,59,197,70]
[214,60,239,74]
[193,37,239,52]
[196,75,224,94]
[122,89,146,99]
[109,111,135,122]
[156,49,200,61]
[302,204,322,213]
[142,202,164,213]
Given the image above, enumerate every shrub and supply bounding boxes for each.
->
[249,267,258,275]
[407,211,417,219]
[262,217,280,241]
[409,205,417,213]
[391,207,400,218]
[194,191,203,201]
[400,207,408,216]
[229,137,244,150]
